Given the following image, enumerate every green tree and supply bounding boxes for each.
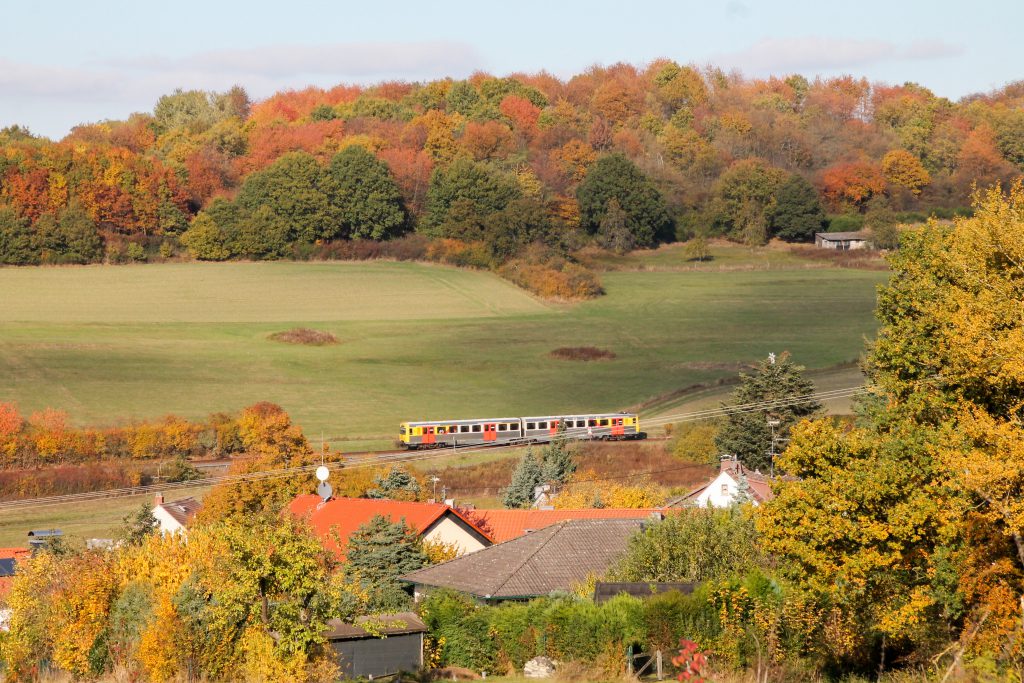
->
[767,174,825,241]
[539,422,577,486]
[0,206,37,265]
[422,158,522,237]
[163,454,202,483]
[577,153,673,247]
[227,205,290,259]
[216,515,343,656]
[322,146,407,240]
[710,158,787,242]
[366,466,421,501]
[119,502,158,546]
[714,353,821,472]
[345,515,427,611]
[609,507,763,582]
[596,197,634,253]
[864,197,898,249]
[683,234,710,261]
[57,202,103,263]
[503,450,542,509]
[181,212,231,260]
[234,151,332,244]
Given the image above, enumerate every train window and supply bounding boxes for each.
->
[399,426,406,434]
[497,424,505,431]
[600,419,609,426]
[526,422,536,430]
[588,419,597,427]
[460,425,470,433]
[472,424,482,433]
[577,420,586,428]
[538,421,548,429]
[438,426,446,434]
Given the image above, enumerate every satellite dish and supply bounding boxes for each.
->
[315,465,330,482]
[317,481,333,501]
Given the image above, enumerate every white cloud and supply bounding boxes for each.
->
[714,36,963,74]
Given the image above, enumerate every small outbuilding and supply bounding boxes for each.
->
[814,231,871,250]
[325,612,426,679]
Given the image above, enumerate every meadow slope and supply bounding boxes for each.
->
[0,248,888,450]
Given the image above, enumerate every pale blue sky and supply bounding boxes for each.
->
[2,0,1021,138]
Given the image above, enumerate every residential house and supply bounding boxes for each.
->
[466,507,664,543]
[0,547,31,631]
[325,612,426,679]
[667,456,773,508]
[288,496,493,559]
[152,494,202,535]
[400,518,648,602]
[814,231,871,250]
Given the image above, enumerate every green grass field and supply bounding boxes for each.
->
[0,250,888,451]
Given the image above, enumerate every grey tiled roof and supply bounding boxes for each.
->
[159,497,202,527]
[400,518,646,599]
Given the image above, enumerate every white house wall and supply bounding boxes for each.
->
[692,472,758,508]
[153,506,186,535]
[423,516,487,555]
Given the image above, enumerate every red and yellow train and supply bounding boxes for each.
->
[399,413,644,449]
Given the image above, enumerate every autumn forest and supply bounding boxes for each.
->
[2,61,1023,295]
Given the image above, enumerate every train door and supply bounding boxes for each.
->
[549,419,560,437]
[611,417,624,437]
[483,423,497,442]
[423,426,436,445]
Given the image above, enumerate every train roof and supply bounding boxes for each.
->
[403,417,521,427]
[402,412,635,426]
[520,412,635,420]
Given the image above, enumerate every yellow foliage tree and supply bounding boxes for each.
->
[881,148,931,195]
[554,469,666,509]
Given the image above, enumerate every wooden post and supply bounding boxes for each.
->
[656,650,663,680]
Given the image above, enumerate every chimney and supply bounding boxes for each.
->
[443,498,455,508]
[154,493,164,506]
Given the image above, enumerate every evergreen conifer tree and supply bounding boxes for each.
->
[714,352,821,471]
[503,449,542,509]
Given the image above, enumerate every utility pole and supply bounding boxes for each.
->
[767,418,780,478]
[429,476,441,501]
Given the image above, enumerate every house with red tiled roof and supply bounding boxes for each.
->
[0,547,31,629]
[666,456,774,508]
[465,508,665,543]
[288,496,493,559]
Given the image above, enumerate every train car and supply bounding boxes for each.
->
[520,413,642,442]
[399,412,643,449]
[399,417,523,449]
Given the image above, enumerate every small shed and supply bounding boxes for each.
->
[325,612,426,679]
[27,529,62,552]
[814,231,871,250]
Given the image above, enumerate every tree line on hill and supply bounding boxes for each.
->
[2,63,1022,291]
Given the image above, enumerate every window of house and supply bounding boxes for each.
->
[721,484,729,495]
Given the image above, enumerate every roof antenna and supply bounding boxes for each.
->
[316,432,332,502]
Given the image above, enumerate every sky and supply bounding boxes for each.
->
[2,0,1022,139]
